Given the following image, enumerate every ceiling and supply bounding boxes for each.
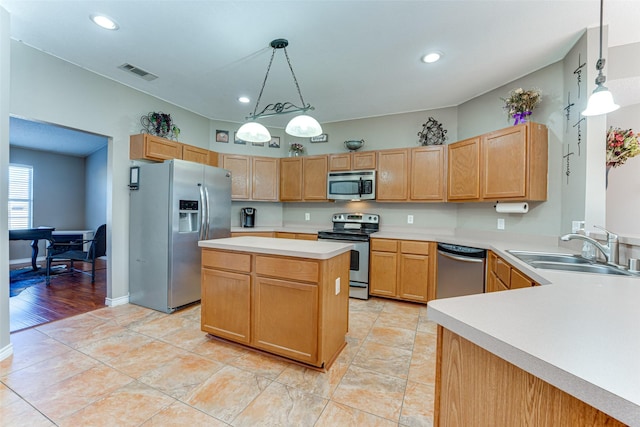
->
[2,1,640,155]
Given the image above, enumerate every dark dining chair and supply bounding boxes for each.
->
[46,224,106,285]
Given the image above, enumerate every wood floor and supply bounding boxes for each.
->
[9,258,107,333]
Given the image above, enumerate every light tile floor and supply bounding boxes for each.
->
[1,297,437,426]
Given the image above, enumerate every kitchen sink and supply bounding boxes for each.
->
[507,250,592,265]
[506,250,638,277]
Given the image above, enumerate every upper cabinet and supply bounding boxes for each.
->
[377,149,409,201]
[447,122,548,202]
[481,122,548,201]
[222,154,278,201]
[130,133,218,166]
[279,155,328,202]
[130,134,182,161]
[410,146,445,202]
[329,151,377,171]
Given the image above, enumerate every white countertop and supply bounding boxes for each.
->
[428,279,640,426]
[199,236,353,260]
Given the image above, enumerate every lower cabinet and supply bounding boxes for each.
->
[370,238,436,303]
[201,248,349,368]
[274,232,318,240]
[486,251,538,292]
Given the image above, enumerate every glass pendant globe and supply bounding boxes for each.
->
[582,87,620,116]
[236,122,271,143]
[285,115,322,138]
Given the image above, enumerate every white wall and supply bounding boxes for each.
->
[1,6,12,358]
[9,40,212,303]
[606,103,640,236]
[85,145,108,231]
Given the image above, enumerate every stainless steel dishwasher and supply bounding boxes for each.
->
[436,243,487,299]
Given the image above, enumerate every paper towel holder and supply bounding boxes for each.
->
[494,201,529,214]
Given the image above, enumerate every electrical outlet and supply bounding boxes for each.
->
[407,215,414,224]
[305,213,310,221]
[335,277,340,295]
[572,220,585,233]
[497,218,505,230]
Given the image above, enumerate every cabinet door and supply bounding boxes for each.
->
[447,137,480,201]
[280,158,303,201]
[222,154,251,200]
[399,253,430,302]
[482,126,527,199]
[201,269,251,344]
[353,152,377,170]
[329,153,351,171]
[252,156,279,201]
[411,146,445,201]
[208,151,219,167]
[377,149,409,201]
[182,145,209,164]
[369,251,398,297]
[130,134,182,161]
[486,271,509,292]
[303,155,328,201]
[510,268,534,289]
[253,277,318,364]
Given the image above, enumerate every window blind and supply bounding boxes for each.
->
[8,164,33,230]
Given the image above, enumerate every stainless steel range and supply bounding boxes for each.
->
[317,213,379,300]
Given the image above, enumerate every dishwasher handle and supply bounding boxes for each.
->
[437,250,485,263]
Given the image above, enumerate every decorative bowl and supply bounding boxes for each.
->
[344,139,365,151]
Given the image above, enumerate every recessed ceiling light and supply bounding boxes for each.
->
[238,96,250,103]
[90,14,119,30]
[421,52,442,63]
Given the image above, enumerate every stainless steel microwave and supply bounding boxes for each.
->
[327,170,376,201]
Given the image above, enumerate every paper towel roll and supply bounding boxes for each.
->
[495,202,529,213]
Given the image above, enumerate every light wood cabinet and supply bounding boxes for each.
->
[481,122,548,201]
[222,154,251,200]
[275,232,318,240]
[182,144,210,164]
[377,149,409,201]
[208,151,219,167]
[370,238,435,303]
[447,123,548,202]
[252,156,279,201]
[130,133,183,161]
[486,251,538,292]
[201,246,350,368]
[328,151,377,171]
[230,231,275,237]
[279,155,328,202]
[410,145,445,201]
[435,327,626,426]
[447,136,480,201]
[222,154,278,201]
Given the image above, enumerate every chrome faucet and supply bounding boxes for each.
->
[560,225,619,265]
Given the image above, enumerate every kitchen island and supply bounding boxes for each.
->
[428,281,640,426]
[198,236,352,369]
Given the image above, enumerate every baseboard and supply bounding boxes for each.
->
[0,342,14,361]
[9,256,46,265]
[105,294,129,307]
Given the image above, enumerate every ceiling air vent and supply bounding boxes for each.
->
[118,63,158,81]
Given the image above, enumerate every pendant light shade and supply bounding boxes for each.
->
[236,121,271,143]
[581,0,619,117]
[237,38,321,143]
[582,85,620,116]
[285,115,323,138]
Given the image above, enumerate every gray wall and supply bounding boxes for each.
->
[85,145,107,231]
[9,147,86,260]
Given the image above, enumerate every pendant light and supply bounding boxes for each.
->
[237,39,322,143]
[582,0,620,116]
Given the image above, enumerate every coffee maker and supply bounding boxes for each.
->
[240,207,256,228]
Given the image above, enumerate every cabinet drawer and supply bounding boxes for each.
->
[256,256,319,283]
[202,250,251,273]
[371,239,398,252]
[400,240,430,255]
[495,258,511,286]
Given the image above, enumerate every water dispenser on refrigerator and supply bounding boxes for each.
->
[178,200,199,233]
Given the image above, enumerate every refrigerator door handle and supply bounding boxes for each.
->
[199,184,206,240]
[204,186,211,240]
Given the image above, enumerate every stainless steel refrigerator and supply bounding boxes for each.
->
[129,159,231,313]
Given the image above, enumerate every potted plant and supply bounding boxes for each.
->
[502,88,541,125]
[289,142,305,156]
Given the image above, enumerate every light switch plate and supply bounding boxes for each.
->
[497,218,505,230]
[335,278,340,295]
[305,213,310,221]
